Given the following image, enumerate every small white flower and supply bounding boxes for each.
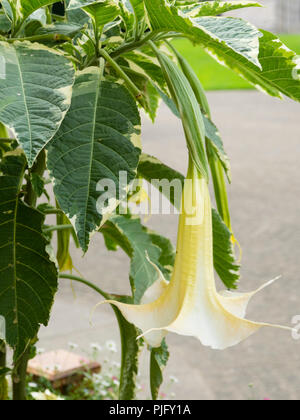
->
[31,392,46,401]
[113,379,120,387]
[169,375,179,384]
[102,380,110,387]
[90,343,102,352]
[32,390,64,401]
[105,340,117,353]
[28,382,38,388]
[68,342,78,350]
[36,348,45,355]
[100,390,108,397]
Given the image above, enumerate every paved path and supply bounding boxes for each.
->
[39,91,300,400]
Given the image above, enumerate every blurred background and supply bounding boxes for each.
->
[38,1,300,400]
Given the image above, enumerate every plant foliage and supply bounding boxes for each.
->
[0,0,298,400]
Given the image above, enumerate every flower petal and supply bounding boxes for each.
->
[101,164,291,349]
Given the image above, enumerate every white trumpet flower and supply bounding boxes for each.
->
[102,161,292,349]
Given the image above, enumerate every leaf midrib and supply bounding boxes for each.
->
[83,69,102,249]
[15,47,33,164]
[12,160,26,347]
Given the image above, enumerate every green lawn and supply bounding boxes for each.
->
[173,34,300,90]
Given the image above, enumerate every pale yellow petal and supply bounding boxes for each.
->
[100,163,291,350]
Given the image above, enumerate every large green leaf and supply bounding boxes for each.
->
[47,68,141,252]
[66,3,90,25]
[0,41,75,167]
[0,154,58,359]
[122,52,166,91]
[147,0,300,101]
[67,0,103,9]
[137,154,240,289]
[119,63,161,122]
[178,1,261,17]
[67,0,119,21]
[138,153,184,210]
[128,0,145,22]
[150,339,169,400]
[118,0,134,31]
[7,0,57,29]
[1,1,13,21]
[144,0,262,68]
[0,11,11,33]
[102,215,165,303]
[237,30,300,101]
[82,1,120,28]
[118,0,145,30]
[36,22,84,37]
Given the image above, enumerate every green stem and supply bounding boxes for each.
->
[93,21,101,58]
[59,274,110,300]
[0,137,14,143]
[45,6,53,24]
[156,33,185,41]
[59,275,135,400]
[24,150,46,208]
[12,348,30,401]
[43,208,64,215]
[110,31,157,59]
[99,49,144,104]
[44,224,74,234]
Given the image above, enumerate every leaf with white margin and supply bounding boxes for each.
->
[0,41,75,167]
[239,30,300,101]
[128,0,145,22]
[146,0,300,102]
[7,0,58,27]
[47,68,141,252]
[144,0,262,69]
[178,1,262,17]
[67,0,120,30]
[67,0,99,9]
[102,215,166,303]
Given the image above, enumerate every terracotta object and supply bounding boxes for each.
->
[27,350,101,388]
